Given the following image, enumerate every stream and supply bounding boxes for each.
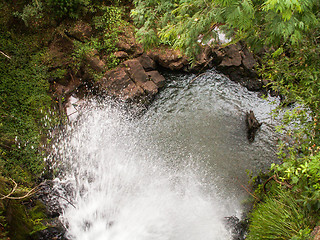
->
[53,69,280,240]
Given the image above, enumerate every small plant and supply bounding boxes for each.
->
[47,0,91,19]
[14,0,43,27]
[246,188,312,240]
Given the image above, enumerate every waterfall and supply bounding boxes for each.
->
[53,70,279,239]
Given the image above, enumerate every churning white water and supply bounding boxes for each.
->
[53,70,279,239]
[54,103,232,239]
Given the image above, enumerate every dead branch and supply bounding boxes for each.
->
[0,178,17,200]
[263,174,293,193]
[0,51,11,60]
[51,193,76,208]
[0,179,44,200]
[232,176,260,201]
[189,72,206,84]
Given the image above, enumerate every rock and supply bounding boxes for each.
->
[241,48,256,70]
[116,41,132,52]
[219,43,242,67]
[148,48,188,71]
[138,53,156,71]
[36,181,63,218]
[101,68,134,94]
[311,226,320,240]
[68,21,93,42]
[98,66,148,102]
[85,51,106,72]
[30,218,67,240]
[246,110,262,142]
[123,59,148,84]
[225,216,248,240]
[141,81,158,95]
[120,82,145,102]
[114,51,129,59]
[168,59,187,71]
[131,44,144,58]
[189,46,213,72]
[213,43,264,92]
[243,78,263,92]
[147,71,166,88]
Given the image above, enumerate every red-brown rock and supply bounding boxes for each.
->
[138,53,156,71]
[123,59,148,84]
[114,51,129,59]
[147,71,166,88]
[219,44,242,67]
[141,81,158,95]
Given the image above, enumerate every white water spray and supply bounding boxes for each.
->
[54,102,233,240]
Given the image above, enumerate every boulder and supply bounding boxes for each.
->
[219,43,242,67]
[141,81,158,95]
[138,53,156,71]
[116,40,132,52]
[241,48,256,70]
[123,59,148,84]
[148,48,188,71]
[101,68,133,94]
[85,50,105,72]
[114,51,129,59]
[120,82,145,102]
[147,71,166,88]
[246,110,262,142]
[188,46,214,72]
[68,21,93,42]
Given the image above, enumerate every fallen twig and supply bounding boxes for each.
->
[189,72,206,84]
[0,179,44,200]
[51,193,76,208]
[0,51,11,60]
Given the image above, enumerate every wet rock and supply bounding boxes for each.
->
[29,218,67,240]
[246,110,262,143]
[225,216,248,240]
[120,82,145,102]
[30,181,69,240]
[147,71,166,88]
[96,56,166,102]
[36,181,63,218]
[188,46,214,72]
[123,59,148,84]
[100,68,135,97]
[141,81,158,95]
[214,43,263,91]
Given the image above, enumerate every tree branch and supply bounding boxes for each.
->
[0,51,11,60]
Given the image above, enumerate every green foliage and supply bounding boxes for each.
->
[271,152,320,217]
[46,0,91,19]
[246,188,312,240]
[72,5,124,72]
[14,0,44,27]
[132,0,320,54]
[0,29,56,183]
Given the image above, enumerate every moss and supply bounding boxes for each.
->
[4,199,48,240]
